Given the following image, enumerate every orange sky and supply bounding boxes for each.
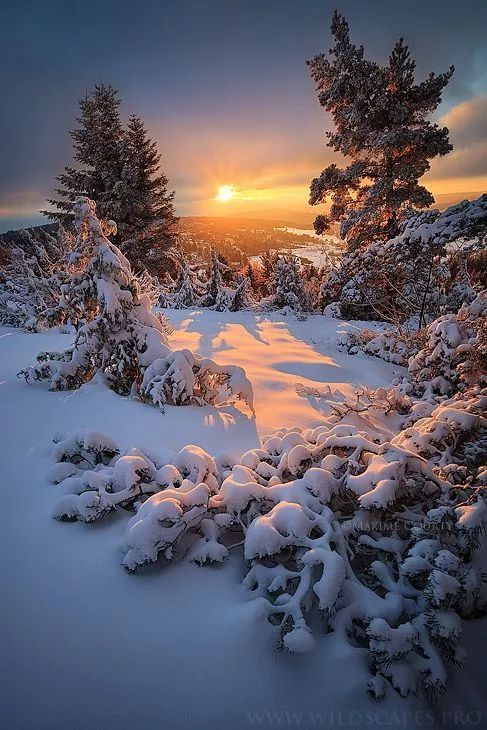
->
[2,1,486,233]
[150,94,487,219]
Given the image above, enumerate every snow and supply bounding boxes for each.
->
[1,310,485,729]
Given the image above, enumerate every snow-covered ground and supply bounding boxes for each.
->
[1,310,485,729]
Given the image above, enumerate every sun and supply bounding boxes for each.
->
[216,185,235,202]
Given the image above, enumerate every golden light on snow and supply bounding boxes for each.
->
[215,185,235,202]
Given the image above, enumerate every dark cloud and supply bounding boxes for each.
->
[1,0,486,230]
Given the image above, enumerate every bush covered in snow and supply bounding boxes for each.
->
[338,327,426,367]
[340,291,486,399]
[48,358,486,698]
[408,291,487,398]
[20,198,253,412]
[0,224,75,330]
[322,196,487,324]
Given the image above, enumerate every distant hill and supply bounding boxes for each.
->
[177,215,314,231]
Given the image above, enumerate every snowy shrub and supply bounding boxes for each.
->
[49,373,486,697]
[323,301,341,318]
[408,291,487,397]
[20,197,253,412]
[0,225,75,330]
[322,196,487,324]
[339,327,427,367]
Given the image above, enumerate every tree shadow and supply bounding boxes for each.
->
[177,309,229,357]
[238,315,270,345]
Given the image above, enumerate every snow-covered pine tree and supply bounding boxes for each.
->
[172,264,198,309]
[21,197,253,412]
[113,114,177,274]
[271,256,308,312]
[241,260,259,295]
[230,276,253,311]
[307,12,454,250]
[259,250,279,295]
[324,195,487,324]
[43,84,124,227]
[200,248,225,307]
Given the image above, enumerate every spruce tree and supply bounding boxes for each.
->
[172,265,197,309]
[242,261,259,295]
[271,256,308,312]
[44,87,177,276]
[114,114,177,273]
[43,83,124,225]
[259,250,279,295]
[230,277,253,311]
[308,12,454,250]
[200,248,225,307]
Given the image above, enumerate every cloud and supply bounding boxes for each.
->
[428,96,487,182]
[440,95,487,146]
[0,189,45,218]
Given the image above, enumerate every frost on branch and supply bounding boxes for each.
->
[19,198,253,412]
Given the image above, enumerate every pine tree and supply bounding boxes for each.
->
[172,265,197,309]
[114,114,177,273]
[230,277,253,311]
[200,248,225,307]
[242,261,259,294]
[259,250,279,295]
[43,87,177,276]
[307,12,454,250]
[43,83,124,225]
[271,256,308,312]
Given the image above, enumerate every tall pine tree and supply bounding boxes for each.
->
[44,86,177,275]
[307,12,454,251]
[43,83,124,225]
[113,114,178,273]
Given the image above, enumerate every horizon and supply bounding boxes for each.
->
[1,0,486,233]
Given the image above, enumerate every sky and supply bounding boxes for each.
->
[1,0,486,232]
